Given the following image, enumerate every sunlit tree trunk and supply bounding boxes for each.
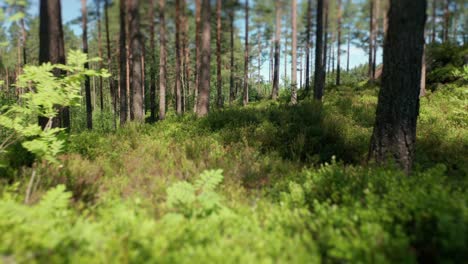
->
[39,0,68,129]
[159,0,167,120]
[369,0,426,174]
[196,0,211,117]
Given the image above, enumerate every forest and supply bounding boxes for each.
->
[0,0,467,262]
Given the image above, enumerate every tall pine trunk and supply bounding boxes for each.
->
[243,0,249,106]
[149,0,156,122]
[159,0,167,120]
[291,0,297,104]
[96,0,104,111]
[368,0,374,80]
[175,0,182,114]
[193,0,201,112]
[336,0,342,85]
[128,0,144,121]
[229,8,235,104]
[305,0,312,94]
[82,0,92,129]
[196,0,211,117]
[272,0,281,100]
[119,0,127,124]
[313,0,325,100]
[368,0,426,174]
[443,0,449,42]
[216,0,223,108]
[104,0,116,127]
[39,0,68,129]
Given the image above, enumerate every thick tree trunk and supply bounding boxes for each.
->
[159,0,167,120]
[272,1,281,100]
[119,0,128,124]
[128,0,144,121]
[175,0,182,114]
[291,0,297,104]
[313,0,325,101]
[196,0,211,117]
[243,0,249,106]
[368,0,426,174]
[39,0,68,129]
[193,0,201,113]
[229,8,235,104]
[82,0,93,129]
[216,0,223,108]
[336,0,342,86]
[305,0,312,94]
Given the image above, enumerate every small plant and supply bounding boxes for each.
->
[0,50,109,202]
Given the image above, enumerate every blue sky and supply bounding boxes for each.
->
[26,0,380,82]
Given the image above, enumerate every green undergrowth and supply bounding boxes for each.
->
[0,82,467,263]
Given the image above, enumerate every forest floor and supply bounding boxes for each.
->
[1,82,467,263]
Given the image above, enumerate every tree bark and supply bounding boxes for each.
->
[443,0,449,42]
[82,0,93,129]
[431,0,436,43]
[368,0,374,80]
[193,0,201,113]
[229,8,235,104]
[216,0,223,108]
[196,0,211,117]
[305,0,312,94]
[368,0,427,174]
[272,0,281,100]
[104,0,116,127]
[336,0,342,86]
[313,0,325,101]
[127,0,144,121]
[243,0,249,106]
[158,0,167,120]
[291,0,297,104]
[119,0,128,124]
[175,0,182,114]
[39,0,68,129]
[96,0,104,112]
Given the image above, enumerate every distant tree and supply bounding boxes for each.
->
[196,0,211,117]
[95,0,104,111]
[304,0,312,94]
[369,0,427,173]
[193,0,201,113]
[175,0,182,114]
[159,0,167,120]
[82,0,92,129]
[229,2,236,104]
[336,0,342,85]
[39,0,69,128]
[149,0,156,122]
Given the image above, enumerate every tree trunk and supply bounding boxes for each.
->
[196,0,211,117]
[119,0,128,124]
[323,0,329,88]
[336,0,342,86]
[96,0,104,112]
[304,0,312,95]
[216,0,223,108]
[229,8,235,104]
[104,0,116,127]
[272,1,281,100]
[175,0,182,114]
[182,0,190,112]
[148,0,156,122]
[431,0,436,43]
[368,0,374,80]
[82,0,93,129]
[159,0,167,120]
[39,0,68,129]
[193,0,201,113]
[313,0,325,101]
[368,0,426,174]
[291,0,297,104]
[128,0,144,121]
[243,0,249,106]
[443,0,449,42]
[372,0,379,78]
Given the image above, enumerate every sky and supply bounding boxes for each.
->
[26,0,381,82]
